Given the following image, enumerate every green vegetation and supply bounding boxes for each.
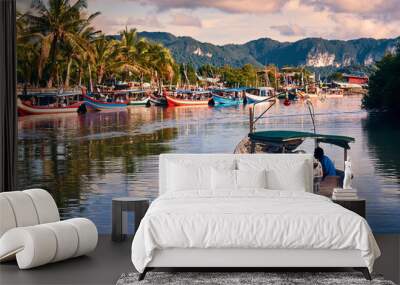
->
[17,0,174,88]
[362,45,400,113]
[139,31,399,69]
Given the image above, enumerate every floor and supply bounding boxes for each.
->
[0,235,133,285]
[1,235,399,285]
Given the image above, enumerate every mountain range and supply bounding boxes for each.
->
[137,31,399,69]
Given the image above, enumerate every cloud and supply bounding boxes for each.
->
[326,13,400,39]
[170,13,202,27]
[136,0,289,14]
[302,0,400,21]
[92,14,163,34]
[270,24,307,36]
[126,15,163,28]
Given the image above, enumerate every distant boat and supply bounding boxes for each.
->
[211,87,246,106]
[149,93,167,106]
[166,90,211,106]
[245,87,275,103]
[83,94,127,111]
[128,97,150,106]
[123,90,150,106]
[18,91,83,116]
[212,94,243,106]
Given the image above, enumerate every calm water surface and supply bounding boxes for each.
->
[17,96,400,233]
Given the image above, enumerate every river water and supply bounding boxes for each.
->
[17,96,400,234]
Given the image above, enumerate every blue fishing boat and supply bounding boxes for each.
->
[83,94,127,111]
[211,87,247,106]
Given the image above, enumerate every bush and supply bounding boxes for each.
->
[362,44,400,113]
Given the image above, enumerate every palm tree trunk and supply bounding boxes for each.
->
[88,63,93,92]
[65,57,73,88]
[97,66,104,84]
[79,67,82,86]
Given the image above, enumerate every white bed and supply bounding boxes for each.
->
[131,154,380,280]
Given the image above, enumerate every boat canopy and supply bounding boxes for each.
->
[248,130,355,149]
[19,91,81,98]
[213,87,248,93]
[176,90,210,95]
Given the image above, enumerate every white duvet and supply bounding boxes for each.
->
[131,190,380,273]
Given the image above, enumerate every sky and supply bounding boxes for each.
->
[18,0,400,45]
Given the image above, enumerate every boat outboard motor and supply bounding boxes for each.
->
[208,98,215,106]
[145,100,151,108]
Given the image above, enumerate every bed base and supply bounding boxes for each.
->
[138,267,371,281]
[138,248,372,281]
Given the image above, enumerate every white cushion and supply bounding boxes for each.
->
[23,189,60,223]
[0,196,16,237]
[167,163,210,191]
[238,157,311,192]
[167,159,235,192]
[236,169,267,189]
[211,168,237,190]
[0,218,98,269]
[0,192,39,227]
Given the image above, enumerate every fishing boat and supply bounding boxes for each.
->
[234,93,355,195]
[245,87,275,103]
[83,88,127,111]
[149,93,167,106]
[18,91,83,116]
[124,90,150,106]
[211,87,246,106]
[166,90,211,107]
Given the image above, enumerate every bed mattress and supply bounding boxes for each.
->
[131,190,380,273]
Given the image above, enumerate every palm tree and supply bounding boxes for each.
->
[22,0,100,88]
[116,28,148,80]
[93,35,120,84]
[146,43,175,89]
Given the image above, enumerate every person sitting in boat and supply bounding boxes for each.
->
[314,147,336,178]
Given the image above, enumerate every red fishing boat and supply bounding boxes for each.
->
[165,90,211,107]
[18,91,83,116]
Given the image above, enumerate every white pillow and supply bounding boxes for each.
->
[211,168,237,190]
[167,159,236,192]
[237,157,310,192]
[168,162,210,191]
[236,169,267,189]
[266,162,307,191]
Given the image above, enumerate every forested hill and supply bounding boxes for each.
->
[136,31,398,68]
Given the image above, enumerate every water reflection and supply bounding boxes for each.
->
[17,98,400,233]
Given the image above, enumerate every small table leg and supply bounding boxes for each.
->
[112,201,123,242]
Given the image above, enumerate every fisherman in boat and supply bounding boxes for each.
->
[314,147,340,179]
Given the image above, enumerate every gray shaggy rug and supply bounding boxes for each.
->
[116,272,395,285]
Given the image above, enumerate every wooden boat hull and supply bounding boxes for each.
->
[212,94,243,106]
[17,99,83,116]
[149,95,167,106]
[128,97,150,106]
[83,95,127,111]
[166,95,210,107]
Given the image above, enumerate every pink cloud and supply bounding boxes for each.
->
[170,13,202,27]
[302,0,400,20]
[92,14,163,34]
[270,24,307,36]
[136,0,289,14]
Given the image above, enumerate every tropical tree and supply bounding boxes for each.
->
[22,0,100,87]
[93,35,119,84]
[362,45,400,113]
